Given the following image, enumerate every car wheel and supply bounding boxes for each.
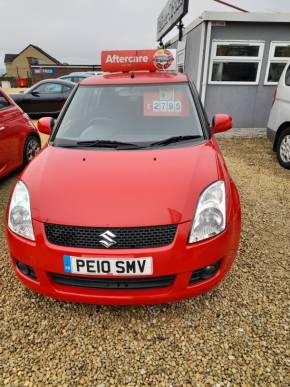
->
[23,135,41,166]
[277,128,290,170]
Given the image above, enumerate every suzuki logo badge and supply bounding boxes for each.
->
[99,231,117,248]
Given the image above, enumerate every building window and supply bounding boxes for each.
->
[0,95,10,110]
[177,52,185,72]
[265,42,290,85]
[209,41,265,85]
[31,58,45,65]
[177,40,186,73]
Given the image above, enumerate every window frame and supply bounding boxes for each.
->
[33,82,63,94]
[264,41,290,85]
[177,40,186,73]
[62,85,73,93]
[0,94,11,111]
[285,64,290,87]
[61,76,73,82]
[208,40,265,85]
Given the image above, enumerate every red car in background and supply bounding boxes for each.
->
[0,88,40,179]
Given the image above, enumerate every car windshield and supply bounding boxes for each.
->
[53,83,204,147]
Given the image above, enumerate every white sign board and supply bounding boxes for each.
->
[157,0,189,41]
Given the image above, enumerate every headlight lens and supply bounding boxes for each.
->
[189,180,226,243]
[8,181,35,241]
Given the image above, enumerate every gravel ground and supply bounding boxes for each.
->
[0,139,289,386]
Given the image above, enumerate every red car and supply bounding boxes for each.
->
[0,88,40,179]
[6,50,241,305]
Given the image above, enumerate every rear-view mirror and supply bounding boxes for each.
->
[38,117,54,136]
[212,114,233,134]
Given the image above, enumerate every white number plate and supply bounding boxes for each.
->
[63,256,153,276]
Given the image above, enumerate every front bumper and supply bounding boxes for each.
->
[6,215,240,305]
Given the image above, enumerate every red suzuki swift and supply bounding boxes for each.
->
[0,88,40,179]
[6,50,241,305]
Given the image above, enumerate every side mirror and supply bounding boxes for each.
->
[212,114,233,134]
[31,91,40,97]
[38,117,54,136]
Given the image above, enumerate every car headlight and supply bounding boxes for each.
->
[8,181,35,241]
[189,180,226,243]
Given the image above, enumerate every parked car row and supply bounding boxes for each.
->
[0,73,99,178]
[1,62,289,183]
[0,51,289,306]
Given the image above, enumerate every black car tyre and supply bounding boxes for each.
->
[23,135,41,166]
[277,127,290,170]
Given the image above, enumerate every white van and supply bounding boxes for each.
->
[267,62,290,169]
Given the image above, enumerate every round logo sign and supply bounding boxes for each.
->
[153,49,174,70]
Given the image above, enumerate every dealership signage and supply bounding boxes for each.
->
[101,49,177,72]
[157,0,189,41]
[32,67,56,75]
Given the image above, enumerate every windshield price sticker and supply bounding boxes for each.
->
[144,90,188,116]
[153,100,182,113]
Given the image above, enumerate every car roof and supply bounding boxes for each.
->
[0,87,8,98]
[80,72,189,86]
[34,79,75,86]
[61,74,86,77]
[69,72,91,75]
[59,75,82,80]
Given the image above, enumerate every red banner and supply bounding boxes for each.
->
[101,49,177,72]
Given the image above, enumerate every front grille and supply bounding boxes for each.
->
[45,223,177,249]
[50,273,176,290]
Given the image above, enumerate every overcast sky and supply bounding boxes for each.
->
[1,0,290,74]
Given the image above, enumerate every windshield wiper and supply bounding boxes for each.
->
[149,135,202,147]
[53,144,79,148]
[76,140,141,149]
